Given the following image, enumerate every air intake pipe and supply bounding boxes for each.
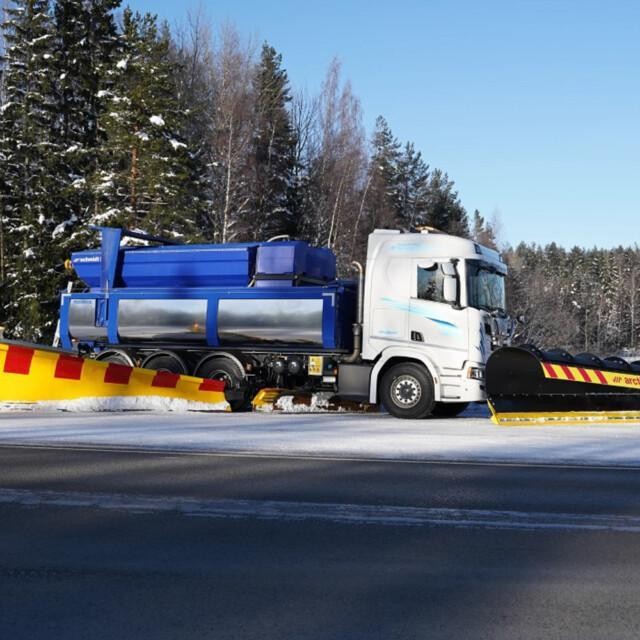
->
[343,261,364,363]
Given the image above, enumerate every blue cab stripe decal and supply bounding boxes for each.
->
[381,297,460,334]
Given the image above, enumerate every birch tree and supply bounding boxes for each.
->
[208,24,255,242]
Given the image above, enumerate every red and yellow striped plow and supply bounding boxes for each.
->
[540,361,640,390]
[0,341,230,410]
[487,346,640,426]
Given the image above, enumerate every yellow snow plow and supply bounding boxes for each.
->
[0,339,229,410]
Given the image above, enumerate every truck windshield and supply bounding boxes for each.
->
[467,261,506,312]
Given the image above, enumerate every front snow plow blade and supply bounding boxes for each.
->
[487,346,640,425]
[0,340,230,411]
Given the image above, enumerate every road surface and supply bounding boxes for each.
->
[2,444,640,639]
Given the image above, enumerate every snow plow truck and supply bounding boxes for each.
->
[2,225,640,424]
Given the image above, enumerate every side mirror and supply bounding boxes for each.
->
[443,276,458,304]
[440,262,457,277]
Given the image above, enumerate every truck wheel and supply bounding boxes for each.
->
[196,358,251,412]
[141,352,188,374]
[380,363,434,419]
[95,349,134,367]
[431,402,469,418]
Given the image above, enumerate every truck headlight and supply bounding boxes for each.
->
[467,366,485,380]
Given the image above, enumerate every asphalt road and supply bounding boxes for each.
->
[2,444,640,639]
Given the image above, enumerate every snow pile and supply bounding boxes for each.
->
[275,393,342,414]
[253,392,344,414]
[0,396,229,413]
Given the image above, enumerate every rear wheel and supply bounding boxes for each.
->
[196,358,251,411]
[95,349,134,367]
[431,402,469,418]
[380,363,434,419]
[141,352,188,374]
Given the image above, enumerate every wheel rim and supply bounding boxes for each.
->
[209,370,234,389]
[97,351,133,367]
[391,374,422,409]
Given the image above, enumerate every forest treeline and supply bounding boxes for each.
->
[0,1,637,356]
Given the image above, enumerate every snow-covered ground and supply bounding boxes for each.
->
[2,402,640,466]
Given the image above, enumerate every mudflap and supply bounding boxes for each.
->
[486,345,640,425]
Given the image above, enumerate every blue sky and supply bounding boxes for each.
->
[127,0,639,249]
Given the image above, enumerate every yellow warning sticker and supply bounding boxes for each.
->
[308,356,323,376]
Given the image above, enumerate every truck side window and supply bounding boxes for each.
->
[417,265,445,302]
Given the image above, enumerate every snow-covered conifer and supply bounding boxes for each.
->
[91,9,196,238]
[396,142,430,230]
[0,0,62,340]
[52,0,120,248]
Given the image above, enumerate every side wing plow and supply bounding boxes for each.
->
[487,346,640,425]
[0,340,230,411]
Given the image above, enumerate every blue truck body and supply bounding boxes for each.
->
[59,228,356,354]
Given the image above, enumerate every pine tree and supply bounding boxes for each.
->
[365,115,401,230]
[396,141,430,229]
[471,209,497,248]
[251,43,296,240]
[424,169,469,237]
[91,10,196,238]
[52,0,120,247]
[0,0,63,340]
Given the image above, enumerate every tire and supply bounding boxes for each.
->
[141,352,188,374]
[431,402,469,418]
[95,350,134,367]
[380,362,435,419]
[196,358,251,412]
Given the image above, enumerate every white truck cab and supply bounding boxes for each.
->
[358,229,513,419]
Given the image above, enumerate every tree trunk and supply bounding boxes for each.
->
[130,143,139,215]
[222,117,235,244]
[631,270,636,350]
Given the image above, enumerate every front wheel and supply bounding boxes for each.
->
[380,363,435,419]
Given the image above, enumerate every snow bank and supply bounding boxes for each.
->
[0,396,229,413]
[2,404,640,467]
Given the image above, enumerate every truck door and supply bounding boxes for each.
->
[408,261,468,369]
